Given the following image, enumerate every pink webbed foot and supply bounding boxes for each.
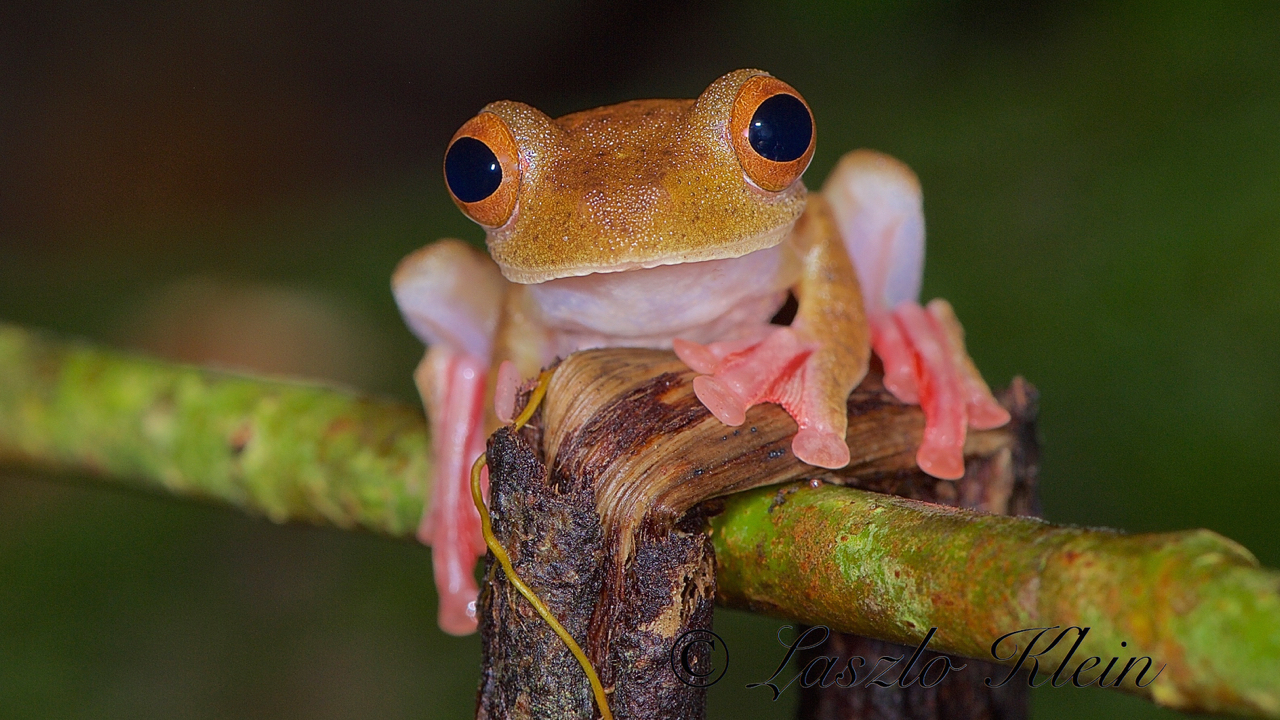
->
[674,328,851,470]
[870,300,1010,480]
[417,348,490,636]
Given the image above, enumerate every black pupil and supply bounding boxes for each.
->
[748,94,812,163]
[445,137,503,203]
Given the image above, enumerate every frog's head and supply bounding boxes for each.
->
[442,69,817,284]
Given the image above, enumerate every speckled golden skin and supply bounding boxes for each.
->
[397,67,875,456]
[481,69,808,284]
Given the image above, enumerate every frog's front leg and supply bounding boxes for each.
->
[675,195,871,469]
[392,239,505,635]
[822,150,1009,479]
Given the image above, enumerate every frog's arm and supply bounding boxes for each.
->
[392,239,505,635]
[675,195,870,469]
[822,150,1009,479]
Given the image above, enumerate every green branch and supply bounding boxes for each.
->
[2,322,1277,717]
[713,483,1280,717]
[0,322,428,536]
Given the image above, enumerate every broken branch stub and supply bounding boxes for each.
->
[478,348,1028,719]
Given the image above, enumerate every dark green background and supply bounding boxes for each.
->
[2,2,1277,718]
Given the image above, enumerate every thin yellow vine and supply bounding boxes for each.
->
[470,369,613,720]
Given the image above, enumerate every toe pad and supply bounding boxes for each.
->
[792,428,851,469]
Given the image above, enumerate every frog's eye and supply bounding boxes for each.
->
[444,112,521,227]
[729,76,816,192]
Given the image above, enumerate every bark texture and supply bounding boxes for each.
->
[476,350,1034,719]
[477,427,605,719]
[478,420,715,720]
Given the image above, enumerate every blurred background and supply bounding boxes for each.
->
[1,1,1277,717]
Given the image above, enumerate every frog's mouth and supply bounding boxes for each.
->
[488,217,801,285]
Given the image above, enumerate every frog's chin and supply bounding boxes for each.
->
[527,241,801,348]
[495,220,797,285]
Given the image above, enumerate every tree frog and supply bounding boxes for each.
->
[393,69,1009,635]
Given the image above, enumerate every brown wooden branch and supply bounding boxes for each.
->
[478,348,1033,719]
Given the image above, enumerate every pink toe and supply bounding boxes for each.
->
[871,313,920,404]
[437,587,479,636]
[430,527,482,636]
[915,442,965,481]
[967,401,1011,431]
[673,338,720,374]
[792,429,850,469]
[693,375,747,426]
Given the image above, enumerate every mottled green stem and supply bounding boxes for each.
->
[2,322,1278,717]
[0,322,428,536]
[713,483,1280,718]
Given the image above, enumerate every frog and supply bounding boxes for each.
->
[392,69,1009,636]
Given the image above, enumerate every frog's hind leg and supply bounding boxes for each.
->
[393,239,505,636]
[411,347,488,635]
[822,150,1009,480]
